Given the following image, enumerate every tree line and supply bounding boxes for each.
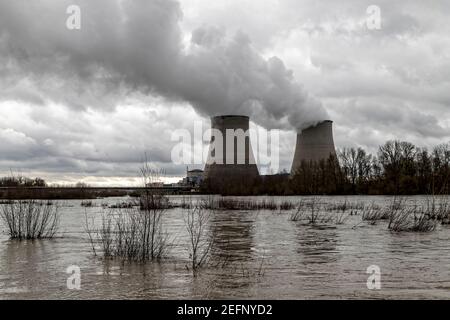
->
[203,140,450,196]
[335,140,450,195]
[2,139,450,196]
[0,176,46,187]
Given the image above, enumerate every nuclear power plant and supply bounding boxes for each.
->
[201,115,337,192]
[290,120,337,173]
[203,115,259,184]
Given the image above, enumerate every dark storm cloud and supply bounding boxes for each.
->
[0,0,327,130]
[1,0,450,183]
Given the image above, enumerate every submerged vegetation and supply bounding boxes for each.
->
[388,209,437,232]
[199,197,293,211]
[0,200,60,240]
[284,195,449,232]
[85,160,172,263]
[85,195,170,262]
[184,205,214,273]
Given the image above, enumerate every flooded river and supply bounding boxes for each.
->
[0,196,449,299]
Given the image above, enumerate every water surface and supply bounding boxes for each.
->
[0,195,449,299]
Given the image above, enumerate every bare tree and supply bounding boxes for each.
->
[84,157,170,262]
[339,147,374,193]
[184,205,214,274]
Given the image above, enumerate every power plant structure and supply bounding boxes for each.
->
[291,120,337,174]
[203,115,259,187]
[202,115,337,192]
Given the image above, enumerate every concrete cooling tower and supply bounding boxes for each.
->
[204,115,259,183]
[291,120,337,173]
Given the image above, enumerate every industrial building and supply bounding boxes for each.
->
[181,169,204,187]
[291,120,337,174]
[200,115,337,193]
[203,115,259,191]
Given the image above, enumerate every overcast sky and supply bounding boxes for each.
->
[0,0,449,186]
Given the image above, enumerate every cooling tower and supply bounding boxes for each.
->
[204,115,259,184]
[291,120,337,173]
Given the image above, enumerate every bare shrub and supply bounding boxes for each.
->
[289,202,306,221]
[81,200,93,207]
[140,192,171,210]
[422,196,450,222]
[442,214,450,225]
[109,201,137,209]
[388,208,437,232]
[0,200,60,240]
[86,206,170,262]
[361,204,389,225]
[325,200,365,212]
[85,158,170,262]
[389,196,406,211]
[439,199,450,225]
[231,255,267,282]
[198,197,295,211]
[84,210,97,256]
[334,211,350,225]
[289,198,332,224]
[279,201,296,211]
[305,198,321,224]
[184,205,214,273]
[215,198,277,210]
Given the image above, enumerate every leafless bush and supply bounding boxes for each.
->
[81,200,93,207]
[86,158,171,262]
[422,196,450,223]
[216,198,277,210]
[438,199,450,225]
[139,192,171,210]
[442,214,450,225]
[306,198,321,224]
[325,200,365,212]
[361,204,390,224]
[389,196,406,211]
[0,200,60,240]
[279,201,296,211]
[109,201,137,209]
[388,208,437,232]
[334,211,350,225]
[289,203,305,221]
[197,197,296,211]
[229,256,267,282]
[86,206,170,262]
[184,205,214,274]
[289,198,332,224]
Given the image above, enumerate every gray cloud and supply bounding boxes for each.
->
[1,0,450,183]
[0,0,327,130]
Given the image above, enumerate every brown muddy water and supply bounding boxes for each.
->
[0,196,449,300]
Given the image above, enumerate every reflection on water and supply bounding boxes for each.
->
[295,226,339,265]
[206,211,258,295]
[0,195,449,299]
